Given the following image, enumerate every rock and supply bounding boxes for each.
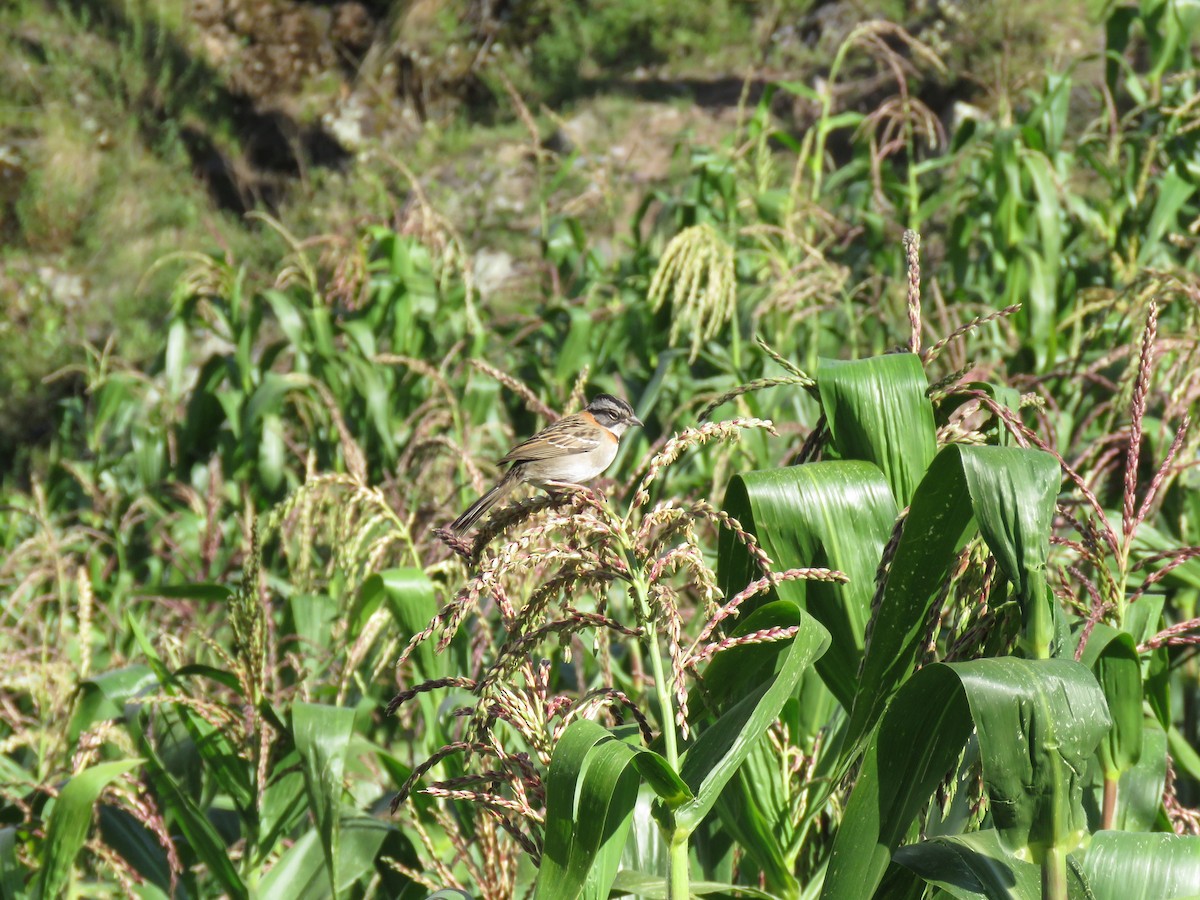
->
[472,249,516,300]
[549,109,604,155]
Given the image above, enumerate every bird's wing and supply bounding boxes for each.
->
[499,415,605,463]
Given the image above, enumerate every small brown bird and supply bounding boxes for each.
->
[450,394,643,532]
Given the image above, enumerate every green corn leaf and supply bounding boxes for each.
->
[243,372,304,432]
[842,447,975,754]
[1,827,25,900]
[958,445,1060,657]
[132,721,247,899]
[688,601,829,896]
[718,461,896,708]
[823,665,973,900]
[259,748,310,869]
[67,664,157,745]
[1141,168,1194,266]
[689,601,805,718]
[846,444,1060,756]
[534,720,644,900]
[262,288,310,349]
[258,819,408,899]
[1111,719,1167,832]
[673,609,829,835]
[1079,625,1144,779]
[959,659,1110,859]
[610,870,778,898]
[33,759,144,900]
[125,613,258,830]
[893,829,1093,900]
[163,315,189,400]
[260,412,287,493]
[823,658,1109,900]
[619,789,669,881]
[1020,149,1063,367]
[96,806,174,896]
[712,739,799,898]
[357,570,442,680]
[815,354,937,506]
[1080,831,1200,900]
[293,701,358,898]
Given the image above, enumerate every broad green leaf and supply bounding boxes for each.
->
[619,789,669,881]
[293,701,358,898]
[893,829,1093,900]
[691,604,825,896]
[358,570,441,679]
[824,666,973,900]
[1146,645,1171,731]
[823,659,1109,900]
[33,759,144,900]
[67,664,157,745]
[816,354,937,505]
[140,676,252,815]
[610,870,777,898]
[1020,148,1063,368]
[164,316,189,399]
[262,289,310,349]
[243,372,304,431]
[96,806,173,895]
[132,719,247,899]
[957,658,1110,859]
[719,461,897,707]
[259,749,310,868]
[847,444,1061,754]
[713,739,799,897]
[1079,625,1144,778]
[174,663,244,695]
[260,412,287,493]
[630,752,693,809]
[844,446,976,753]
[1112,720,1166,832]
[0,827,25,900]
[690,601,808,717]
[1080,831,1200,900]
[1141,168,1194,265]
[959,446,1060,657]
[258,819,405,899]
[289,593,340,671]
[674,609,829,834]
[534,720,643,900]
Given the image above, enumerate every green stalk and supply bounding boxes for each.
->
[1041,847,1067,900]
[1101,774,1118,830]
[644,604,680,773]
[649,637,688,899]
[669,832,691,900]
[629,563,688,899]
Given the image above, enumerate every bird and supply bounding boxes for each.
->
[450,394,643,532]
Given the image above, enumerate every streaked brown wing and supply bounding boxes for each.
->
[498,414,603,463]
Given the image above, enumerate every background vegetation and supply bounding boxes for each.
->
[3,0,1200,897]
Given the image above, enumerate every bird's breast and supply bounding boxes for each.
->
[523,442,618,486]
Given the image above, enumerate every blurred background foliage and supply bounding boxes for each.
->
[2,0,1200,895]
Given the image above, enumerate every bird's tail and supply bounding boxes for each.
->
[450,471,518,533]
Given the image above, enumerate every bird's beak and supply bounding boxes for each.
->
[631,415,644,429]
